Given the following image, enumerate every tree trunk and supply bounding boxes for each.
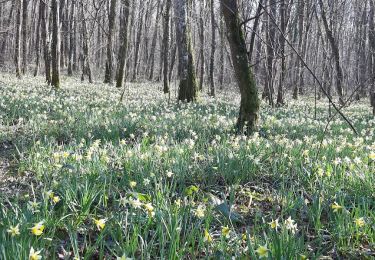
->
[67,0,75,76]
[319,0,344,105]
[209,0,216,97]
[0,2,14,66]
[369,0,375,115]
[149,1,162,81]
[116,0,131,88]
[15,0,23,79]
[198,4,205,91]
[220,0,260,134]
[276,0,286,106]
[21,0,28,74]
[51,0,60,88]
[104,0,117,84]
[174,0,198,102]
[34,1,43,77]
[163,0,172,93]
[263,0,276,106]
[80,3,92,83]
[132,1,145,82]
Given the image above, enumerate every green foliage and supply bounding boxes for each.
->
[0,74,374,259]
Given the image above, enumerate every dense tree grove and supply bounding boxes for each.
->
[1,1,375,259]
[0,0,375,116]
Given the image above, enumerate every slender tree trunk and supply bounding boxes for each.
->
[248,0,263,61]
[67,0,75,76]
[276,0,286,106]
[80,3,92,83]
[174,0,198,102]
[293,0,304,99]
[221,0,260,134]
[15,0,23,79]
[163,0,172,93]
[116,0,131,88]
[0,2,14,66]
[51,0,60,88]
[149,1,162,81]
[319,0,344,105]
[219,18,225,89]
[34,1,43,77]
[198,4,205,91]
[263,0,276,106]
[104,0,117,84]
[41,0,51,83]
[369,0,375,115]
[21,0,28,74]
[209,0,216,97]
[132,1,144,82]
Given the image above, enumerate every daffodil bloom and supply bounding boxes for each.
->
[166,171,174,178]
[93,218,107,231]
[285,216,298,234]
[369,152,375,161]
[331,202,343,212]
[29,247,42,260]
[194,205,205,218]
[129,181,137,188]
[354,217,365,227]
[52,196,60,204]
[144,203,155,217]
[221,226,230,238]
[31,221,45,236]
[204,229,213,243]
[255,245,269,258]
[268,218,279,230]
[7,224,20,237]
[129,198,143,209]
[300,254,308,260]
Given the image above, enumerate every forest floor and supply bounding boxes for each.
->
[0,73,374,259]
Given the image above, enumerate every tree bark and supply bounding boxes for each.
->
[116,0,131,88]
[21,0,28,74]
[14,0,23,79]
[104,0,117,84]
[34,0,43,77]
[369,0,375,115]
[209,0,216,97]
[221,0,260,134]
[51,0,60,88]
[276,0,286,106]
[162,0,172,93]
[319,0,344,105]
[174,0,198,102]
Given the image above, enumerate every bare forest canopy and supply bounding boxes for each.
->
[0,0,374,121]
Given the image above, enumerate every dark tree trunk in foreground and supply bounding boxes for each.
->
[51,0,60,88]
[174,0,198,102]
[104,0,117,84]
[15,0,23,79]
[221,0,260,134]
[319,0,344,105]
[116,0,131,88]
[163,0,172,94]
